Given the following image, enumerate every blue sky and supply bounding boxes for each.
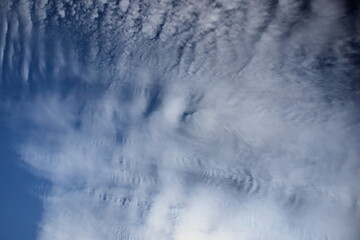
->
[0,120,49,240]
[1,1,360,240]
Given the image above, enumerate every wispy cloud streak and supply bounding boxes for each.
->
[1,0,360,239]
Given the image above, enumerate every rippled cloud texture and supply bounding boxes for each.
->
[1,0,360,239]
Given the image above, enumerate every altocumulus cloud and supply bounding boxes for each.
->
[1,0,360,239]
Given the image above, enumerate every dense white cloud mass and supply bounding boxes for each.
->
[1,0,360,239]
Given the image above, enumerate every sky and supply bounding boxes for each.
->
[0,0,360,240]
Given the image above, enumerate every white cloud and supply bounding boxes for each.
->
[2,0,360,240]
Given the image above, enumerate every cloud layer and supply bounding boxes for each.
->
[1,0,360,239]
